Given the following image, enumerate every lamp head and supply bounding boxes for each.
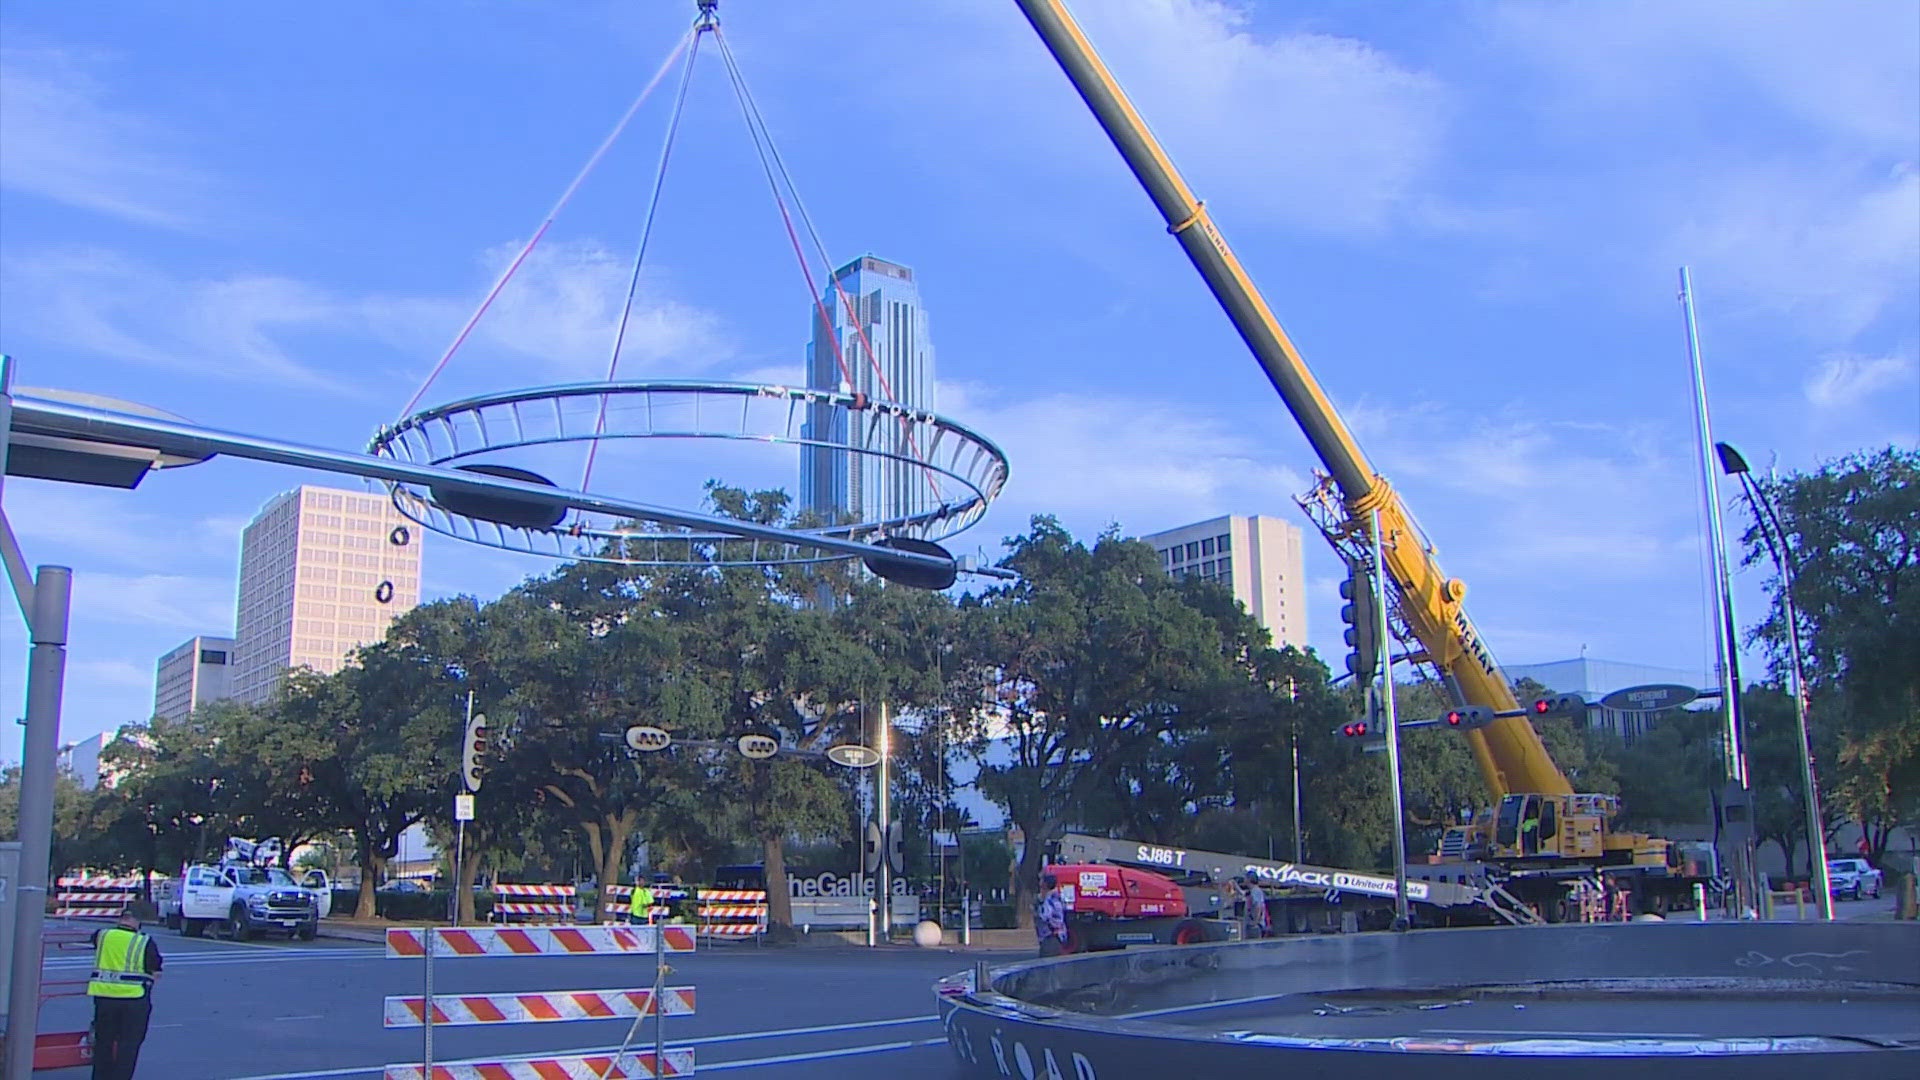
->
[1714,442,1751,476]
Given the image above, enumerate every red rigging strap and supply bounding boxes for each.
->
[580,27,708,494]
[713,26,941,500]
[394,27,697,423]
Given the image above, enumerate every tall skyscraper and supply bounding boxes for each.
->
[800,255,936,526]
[230,485,423,704]
[1142,514,1308,649]
[153,635,237,721]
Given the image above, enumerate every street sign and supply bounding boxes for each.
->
[826,743,880,768]
[454,794,475,822]
[1600,683,1700,713]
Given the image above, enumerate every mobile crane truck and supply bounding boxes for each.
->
[1014,0,1713,923]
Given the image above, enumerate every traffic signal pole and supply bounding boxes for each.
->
[1371,509,1411,930]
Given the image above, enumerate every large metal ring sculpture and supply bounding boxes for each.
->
[369,380,1009,568]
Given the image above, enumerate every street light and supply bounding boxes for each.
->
[1716,442,1834,919]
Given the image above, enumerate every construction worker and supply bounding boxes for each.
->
[89,903,162,1080]
[628,877,656,925]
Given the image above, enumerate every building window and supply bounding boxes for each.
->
[1217,534,1231,552]
[1185,541,1200,560]
[1201,538,1215,556]
[199,650,227,665]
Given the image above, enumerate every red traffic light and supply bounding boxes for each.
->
[1341,721,1370,738]
[1532,698,1551,714]
[1446,710,1463,726]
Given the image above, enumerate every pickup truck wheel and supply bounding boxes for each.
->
[182,918,205,938]
[228,907,253,942]
[165,913,182,932]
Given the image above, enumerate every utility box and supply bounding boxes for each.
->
[0,841,20,1032]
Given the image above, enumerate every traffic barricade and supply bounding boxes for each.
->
[52,876,141,918]
[605,884,684,921]
[383,924,696,1078]
[489,882,577,923]
[695,889,767,939]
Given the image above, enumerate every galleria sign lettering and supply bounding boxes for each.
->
[789,871,911,897]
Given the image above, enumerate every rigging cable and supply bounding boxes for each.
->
[394,27,697,423]
[580,21,709,495]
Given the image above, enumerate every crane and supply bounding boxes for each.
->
[1012,0,1701,912]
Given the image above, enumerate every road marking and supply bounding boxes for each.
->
[1429,1028,1711,1038]
[701,1036,948,1071]
[272,1014,327,1022]
[225,1014,945,1080]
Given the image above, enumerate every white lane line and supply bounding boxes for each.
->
[1428,1027,1711,1038]
[224,1014,945,1080]
[701,1037,948,1071]
[271,1014,327,1022]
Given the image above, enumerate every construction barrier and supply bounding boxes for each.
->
[490,883,576,922]
[604,884,682,919]
[695,889,767,938]
[383,925,696,1079]
[386,925,696,958]
[52,876,141,918]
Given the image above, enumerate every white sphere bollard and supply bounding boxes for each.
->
[1633,912,1665,921]
[913,920,944,948]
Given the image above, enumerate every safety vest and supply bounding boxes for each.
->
[88,928,152,999]
[630,884,655,917]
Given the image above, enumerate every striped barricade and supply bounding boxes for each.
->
[603,884,681,919]
[384,986,696,1027]
[695,889,767,938]
[382,1052,694,1080]
[490,883,577,923]
[383,924,696,1078]
[386,925,696,958]
[53,876,141,918]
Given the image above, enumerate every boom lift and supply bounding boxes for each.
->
[1014,0,1702,916]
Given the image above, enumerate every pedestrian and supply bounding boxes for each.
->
[89,902,162,1080]
[1245,879,1271,938]
[628,877,657,925]
[1035,873,1069,957]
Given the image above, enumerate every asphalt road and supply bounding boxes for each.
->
[26,894,1898,1078]
[34,929,1020,1079]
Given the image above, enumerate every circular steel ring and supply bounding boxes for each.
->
[368,381,1009,567]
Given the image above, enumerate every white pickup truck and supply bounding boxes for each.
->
[155,863,329,941]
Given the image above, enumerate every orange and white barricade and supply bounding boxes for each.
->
[489,882,577,923]
[53,876,141,918]
[383,925,695,1078]
[603,884,676,920]
[695,888,767,939]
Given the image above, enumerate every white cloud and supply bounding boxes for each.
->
[1804,353,1918,410]
[0,481,240,569]
[68,658,153,692]
[941,380,1309,535]
[0,44,210,228]
[70,572,234,633]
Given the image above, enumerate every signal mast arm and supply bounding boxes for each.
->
[1013,0,1569,798]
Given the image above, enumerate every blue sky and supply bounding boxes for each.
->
[2,0,1915,763]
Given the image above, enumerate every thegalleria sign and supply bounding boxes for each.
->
[788,871,911,897]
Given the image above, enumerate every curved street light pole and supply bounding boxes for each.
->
[1716,442,1833,920]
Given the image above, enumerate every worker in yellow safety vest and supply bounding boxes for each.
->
[88,904,163,1080]
[628,879,656,925]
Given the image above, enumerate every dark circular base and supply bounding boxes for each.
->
[937,922,1920,1079]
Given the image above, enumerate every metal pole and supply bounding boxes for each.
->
[1371,509,1410,929]
[2,565,69,1080]
[878,701,891,944]
[1679,268,1757,915]
[1739,472,1834,919]
[422,925,435,1073]
[652,905,664,1076]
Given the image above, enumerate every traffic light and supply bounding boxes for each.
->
[1530,693,1589,724]
[1339,561,1379,684]
[1442,706,1496,731]
[1339,720,1371,739]
[462,713,489,792]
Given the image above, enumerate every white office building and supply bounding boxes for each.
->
[1141,514,1308,649]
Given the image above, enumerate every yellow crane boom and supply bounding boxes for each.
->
[1013,0,1570,799]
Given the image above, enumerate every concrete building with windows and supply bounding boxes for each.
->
[57,733,105,790]
[799,255,936,526]
[153,635,237,721]
[231,486,422,704]
[1141,514,1308,650]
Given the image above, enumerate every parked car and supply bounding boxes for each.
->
[1827,857,1883,900]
